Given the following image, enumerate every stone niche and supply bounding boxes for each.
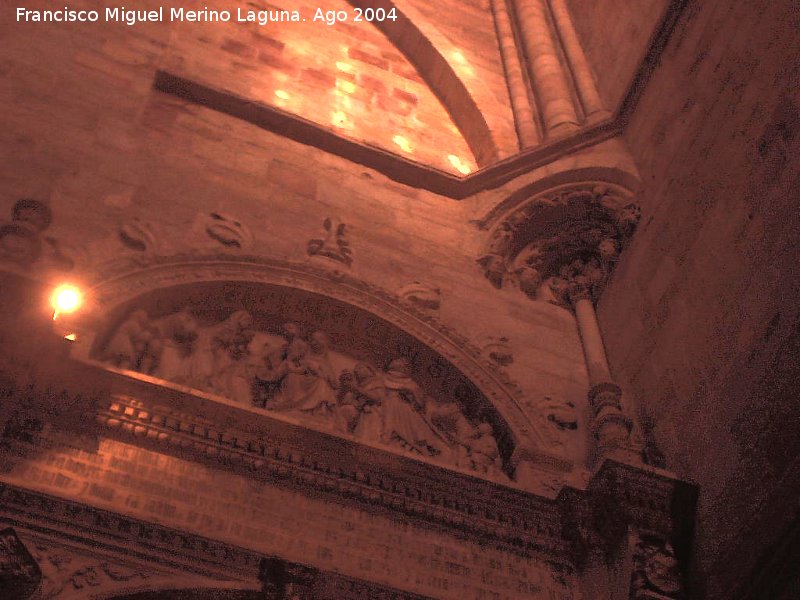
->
[88,281,517,481]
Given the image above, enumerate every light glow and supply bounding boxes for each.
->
[392,135,413,153]
[330,110,353,129]
[447,154,472,175]
[64,333,77,341]
[336,61,355,73]
[51,284,83,320]
[337,79,356,94]
[274,89,291,100]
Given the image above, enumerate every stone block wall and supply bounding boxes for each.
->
[565,0,671,109]
[598,0,800,596]
[0,6,593,467]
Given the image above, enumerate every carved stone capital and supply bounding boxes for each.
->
[477,183,640,308]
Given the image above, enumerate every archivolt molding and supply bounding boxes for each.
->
[0,524,247,600]
[85,256,563,467]
[345,0,502,165]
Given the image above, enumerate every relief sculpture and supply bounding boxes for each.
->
[99,310,505,479]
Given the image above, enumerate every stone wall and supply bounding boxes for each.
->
[565,0,671,109]
[598,0,800,597]
[0,4,599,469]
[0,432,578,600]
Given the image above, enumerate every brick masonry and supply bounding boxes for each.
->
[0,434,577,600]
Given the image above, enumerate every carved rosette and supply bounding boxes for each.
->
[477,184,640,309]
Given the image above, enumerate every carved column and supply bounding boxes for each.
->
[491,0,541,148]
[477,186,645,467]
[548,0,610,122]
[510,0,581,136]
[573,296,612,384]
[550,268,635,463]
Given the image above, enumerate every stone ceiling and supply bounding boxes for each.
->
[158,0,517,176]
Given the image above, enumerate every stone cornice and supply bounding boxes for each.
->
[1,359,694,568]
[85,366,568,558]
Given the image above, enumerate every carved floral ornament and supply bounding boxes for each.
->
[478,184,640,308]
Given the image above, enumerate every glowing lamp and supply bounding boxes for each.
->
[51,284,83,320]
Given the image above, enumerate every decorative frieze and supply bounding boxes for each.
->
[96,307,506,479]
[83,256,557,465]
[88,388,565,556]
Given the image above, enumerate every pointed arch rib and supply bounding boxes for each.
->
[346,0,499,166]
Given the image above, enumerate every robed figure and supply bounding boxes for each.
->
[381,358,448,456]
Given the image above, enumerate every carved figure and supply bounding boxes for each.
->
[428,399,475,467]
[259,337,309,410]
[263,331,337,414]
[382,358,447,456]
[467,423,502,473]
[254,323,304,407]
[210,311,256,402]
[1,199,75,271]
[150,310,198,383]
[102,310,155,370]
[335,370,361,434]
[336,363,385,439]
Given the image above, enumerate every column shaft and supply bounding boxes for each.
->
[491,0,540,148]
[548,0,609,121]
[511,0,580,135]
[574,297,612,385]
